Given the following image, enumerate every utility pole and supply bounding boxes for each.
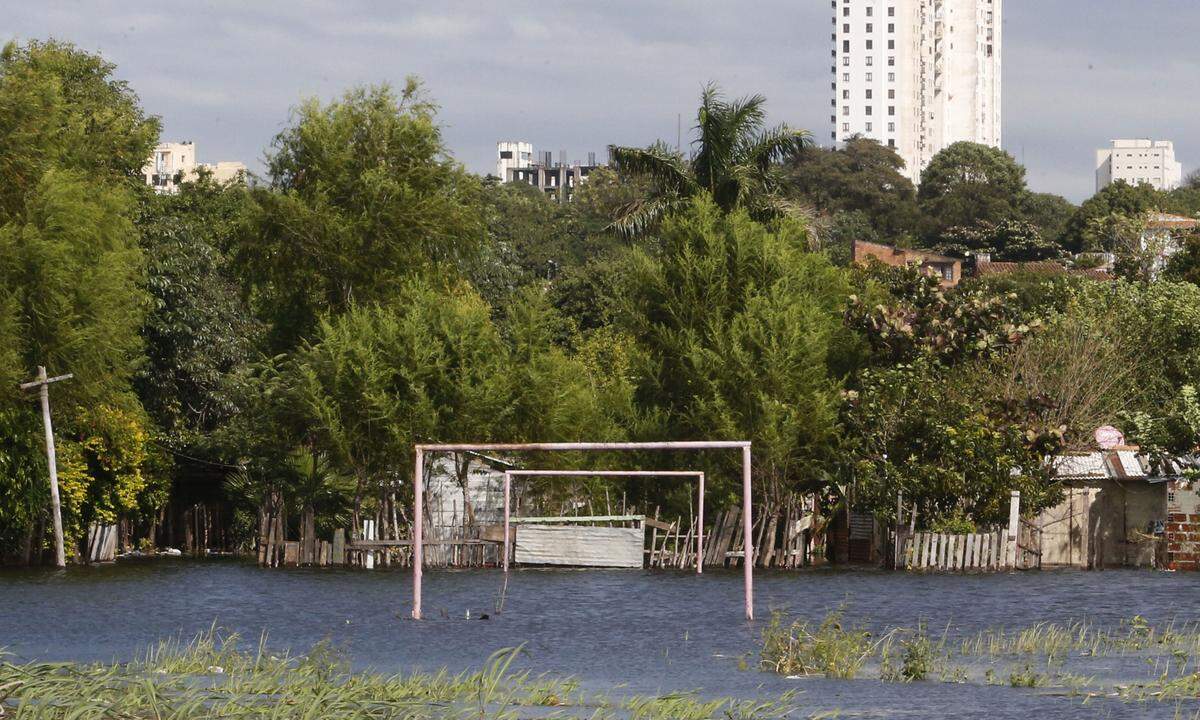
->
[19,366,73,568]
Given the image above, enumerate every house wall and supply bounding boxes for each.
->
[1165,481,1200,571]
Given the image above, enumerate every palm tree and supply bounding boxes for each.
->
[607,83,812,237]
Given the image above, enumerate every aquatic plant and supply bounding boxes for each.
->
[0,630,805,720]
[760,609,881,679]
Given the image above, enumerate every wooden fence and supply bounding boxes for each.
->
[900,529,1011,571]
[898,491,1041,572]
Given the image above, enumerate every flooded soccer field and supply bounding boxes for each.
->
[3,560,1200,718]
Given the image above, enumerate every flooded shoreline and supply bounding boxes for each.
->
[4,560,1200,718]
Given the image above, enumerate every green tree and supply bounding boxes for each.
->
[136,177,260,446]
[917,142,1028,240]
[1061,180,1160,253]
[0,40,164,562]
[620,195,855,508]
[933,219,1066,262]
[0,40,159,219]
[790,138,919,239]
[1165,231,1200,286]
[1020,192,1076,245]
[607,84,811,236]
[843,359,1057,526]
[236,80,485,349]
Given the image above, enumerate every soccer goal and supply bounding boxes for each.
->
[411,441,754,620]
[500,469,706,574]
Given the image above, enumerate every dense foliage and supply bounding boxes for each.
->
[4,39,1200,563]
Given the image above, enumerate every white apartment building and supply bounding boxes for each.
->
[142,141,246,194]
[1096,139,1183,193]
[831,0,1002,184]
[496,141,533,181]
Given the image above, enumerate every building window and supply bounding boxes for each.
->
[888,39,895,49]
[843,89,850,99]
[888,122,895,131]
[888,139,896,148]
[844,23,850,32]
[499,150,513,159]
[866,7,873,16]
[843,123,850,132]
[888,6,895,16]
[843,57,850,66]
[888,72,895,81]
[866,72,873,81]
[866,89,873,99]
[866,39,873,49]
[843,106,850,116]
[888,56,895,66]
[844,40,851,52]
[843,6,849,16]
[866,122,873,132]
[866,106,873,116]
[888,23,895,32]
[888,89,895,99]
[843,72,850,81]
[866,23,873,32]
[888,105,895,115]
[866,57,873,66]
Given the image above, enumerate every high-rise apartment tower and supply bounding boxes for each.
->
[830,0,1001,183]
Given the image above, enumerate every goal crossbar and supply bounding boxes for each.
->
[412,441,753,620]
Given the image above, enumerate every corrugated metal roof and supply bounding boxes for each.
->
[1107,450,1148,479]
[1052,452,1108,479]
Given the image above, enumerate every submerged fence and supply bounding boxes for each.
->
[897,491,1041,572]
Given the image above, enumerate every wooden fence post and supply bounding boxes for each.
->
[1006,490,1020,569]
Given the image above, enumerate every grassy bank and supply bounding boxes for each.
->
[0,628,809,720]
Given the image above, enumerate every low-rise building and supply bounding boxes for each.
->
[1096,139,1183,192]
[851,240,961,287]
[142,141,246,194]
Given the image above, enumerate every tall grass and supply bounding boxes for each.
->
[761,609,1200,706]
[0,629,810,720]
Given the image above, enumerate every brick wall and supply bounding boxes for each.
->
[1165,481,1200,571]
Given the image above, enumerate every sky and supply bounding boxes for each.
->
[5,1,1199,202]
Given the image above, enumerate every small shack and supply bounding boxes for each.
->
[1036,448,1199,569]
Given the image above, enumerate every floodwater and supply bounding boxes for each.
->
[3,560,1200,718]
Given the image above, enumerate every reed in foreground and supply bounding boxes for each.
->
[0,628,809,720]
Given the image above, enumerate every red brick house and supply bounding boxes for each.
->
[851,240,962,287]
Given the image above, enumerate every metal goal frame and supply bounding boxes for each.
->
[412,441,754,619]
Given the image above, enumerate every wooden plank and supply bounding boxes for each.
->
[283,541,299,566]
[332,529,345,566]
[514,525,643,568]
[643,517,673,532]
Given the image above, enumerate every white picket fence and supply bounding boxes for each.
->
[898,491,1036,572]
[901,529,1012,571]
